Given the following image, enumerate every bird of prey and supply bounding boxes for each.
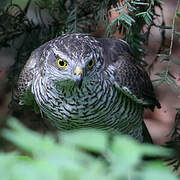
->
[14,33,161,142]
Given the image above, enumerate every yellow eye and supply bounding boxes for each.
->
[87,59,95,69]
[57,58,67,69]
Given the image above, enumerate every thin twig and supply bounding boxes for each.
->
[147,5,166,74]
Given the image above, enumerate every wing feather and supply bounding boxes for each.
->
[14,42,49,104]
[97,38,161,110]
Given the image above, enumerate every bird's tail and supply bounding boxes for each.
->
[165,110,180,171]
[142,120,153,144]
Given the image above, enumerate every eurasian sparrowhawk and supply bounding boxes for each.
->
[15,33,161,141]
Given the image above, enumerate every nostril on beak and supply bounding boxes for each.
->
[74,66,83,76]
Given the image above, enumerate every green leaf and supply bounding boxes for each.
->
[155,0,165,5]
[166,76,179,89]
[159,56,170,62]
[0,152,19,179]
[0,117,179,180]
[60,129,108,153]
[155,71,166,76]
[139,162,178,180]
[136,12,146,16]
[153,78,165,87]
[17,155,33,162]
[157,54,170,57]
[175,31,180,35]
[172,58,180,65]
[157,25,172,29]
[176,13,180,17]
[131,2,149,6]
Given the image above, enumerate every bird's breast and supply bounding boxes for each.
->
[33,74,143,140]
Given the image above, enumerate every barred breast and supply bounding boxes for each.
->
[32,73,143,141]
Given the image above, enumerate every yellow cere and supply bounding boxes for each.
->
[88,59,95,69]
[74,66,83,76]
[57,58,67,69]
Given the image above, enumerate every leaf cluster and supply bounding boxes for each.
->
[166,109,180,171]
[149,1,180,89]
[106,0,164,63]
[151,1,180,143]
[0,117,178,180]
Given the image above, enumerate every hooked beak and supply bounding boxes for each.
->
[74,66,83,88]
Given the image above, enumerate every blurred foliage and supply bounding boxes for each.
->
[151,0,180,89]
[0,117,178,180]
[166,110,180,171]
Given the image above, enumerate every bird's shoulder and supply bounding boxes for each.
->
[96,37,160,110]
[15,42,50,105]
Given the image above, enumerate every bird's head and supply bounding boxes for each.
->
[40,34,103,90]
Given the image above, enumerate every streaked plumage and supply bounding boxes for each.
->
[15,33,160,141]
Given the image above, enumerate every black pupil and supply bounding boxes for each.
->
[59,60,64,66]
[89,60,93,66]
